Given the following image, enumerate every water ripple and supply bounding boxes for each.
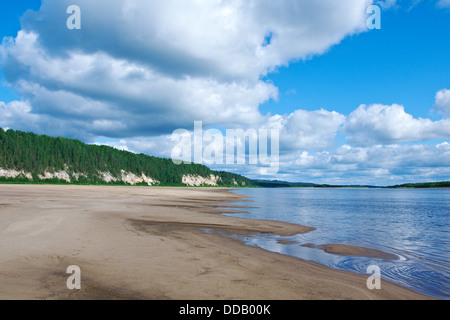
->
[225,188,450,299]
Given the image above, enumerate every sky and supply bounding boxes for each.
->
[0,0,449,186]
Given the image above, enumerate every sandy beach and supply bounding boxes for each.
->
[0,184,431,300]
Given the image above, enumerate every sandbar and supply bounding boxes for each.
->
[302,243,398,260]
[0,185,431,300]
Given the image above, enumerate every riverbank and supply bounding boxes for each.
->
[0,185,431,299]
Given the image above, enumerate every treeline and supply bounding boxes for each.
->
[253,180,380,188]
[389,181,450,189]
[0,128,254,187]
[254,180,318,188]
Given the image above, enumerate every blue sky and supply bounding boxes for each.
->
[260,3,450,118]
[0,0,449,185]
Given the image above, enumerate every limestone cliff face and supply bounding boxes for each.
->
[0,167,160,186]
[0,167,250,187]
[0,168,33,180]
[119,170,159,186]
[181,174,221,187]
[38,171,71,183]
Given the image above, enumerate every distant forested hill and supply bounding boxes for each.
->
[0,128,254,187]
[389,181,450,188]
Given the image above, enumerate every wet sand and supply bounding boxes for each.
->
[0,185,431,299]
[302,243,399,260]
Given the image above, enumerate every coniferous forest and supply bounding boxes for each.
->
[2,128,448,188]
[0,128,254,187]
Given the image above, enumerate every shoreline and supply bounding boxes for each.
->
[0,184,433,299]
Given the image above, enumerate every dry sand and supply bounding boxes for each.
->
[0,185,431,300]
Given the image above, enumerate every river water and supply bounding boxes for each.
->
[223,188,450,299]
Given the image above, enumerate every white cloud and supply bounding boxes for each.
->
[376,0,398,9]
[0,0,373,140]
[265,109,346,151]
[19,0,372,81]
[434,89,450,118]
[2,0,449,185]
[276,142,450,185]
[100,108,346,163]
[344,104,450,146]
[97,135,177,159]
[204,142,450,185]
[1,31,277,136]
[376,0,450,10]
[85,116,450,186]
[0,99,115,141]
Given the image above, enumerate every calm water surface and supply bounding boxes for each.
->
[222,188,449,299]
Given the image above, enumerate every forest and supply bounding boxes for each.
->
[389,181,450,188]
[0,128,254,187]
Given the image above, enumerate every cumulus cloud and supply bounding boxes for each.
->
[265,109,346,151]
[0,99,92,140]
[101,108,345,162]
[276,142,450,185]
[2,0,449,185]
[18,0,372,80]
[1,31,276,138]
[0,0,373,140]
[344,104,450,146]
[89,103,450,185]
[187,141,450,185]
[434,89,450,118]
